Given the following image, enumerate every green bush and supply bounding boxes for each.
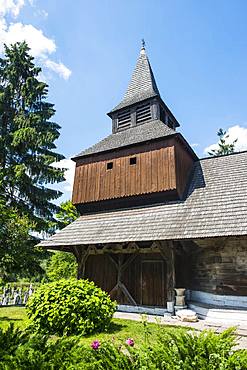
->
[26,279,116,336]
[0,323,246,370]
[0,324,29,362]
[45,251,77,281]
[0,327,136,370]
[228,350,247,370]
[146,327,237,370]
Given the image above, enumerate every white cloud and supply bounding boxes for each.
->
[52,159,75,192]
[45,59,71,80]
[0,1,71,80]
[0,0,25,17]
[204,125,247,154]
[0,22,56,57]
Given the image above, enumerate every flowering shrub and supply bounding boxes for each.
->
[0,323,246,369]
[26,279,116,336]
[126,338,134,347]
[91,340,100,350]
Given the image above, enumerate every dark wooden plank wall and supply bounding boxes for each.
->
[73,146,177,204]
[188,237,247,296]
[141,259,165,306]
[85,255,117,293]
[85,253,167,306]
[175,142,195,198]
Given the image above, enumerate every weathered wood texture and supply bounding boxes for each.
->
[85,254,117,293]
[85,252,168,306]
[141,259,165,306]
[72,137,195,205]
[73,146,176,204]
[175,142,195,198]
[188,237,247,296]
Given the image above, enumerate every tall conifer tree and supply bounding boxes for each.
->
[0,42,65,230]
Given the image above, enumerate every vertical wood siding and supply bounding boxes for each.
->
[175,143,195,198]
[73,146,177,204]
[85,255,117,293]
[85,253,167,306]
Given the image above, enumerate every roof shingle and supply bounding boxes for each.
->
[40,151,247,247]
[111,47,160,112]
[73,120,175,158]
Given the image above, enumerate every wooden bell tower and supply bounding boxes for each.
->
[72,44,196,214]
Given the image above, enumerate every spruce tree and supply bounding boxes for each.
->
[0,42,65,230]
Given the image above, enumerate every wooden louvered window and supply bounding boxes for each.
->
[117,109,131,130]
[136,102,151,124]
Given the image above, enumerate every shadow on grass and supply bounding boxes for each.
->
[0,316,22,322]
[106,321,127,334]
[83,321,127,338]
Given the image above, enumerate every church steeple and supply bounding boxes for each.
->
[108,42,180,133]
[112,41,160,112]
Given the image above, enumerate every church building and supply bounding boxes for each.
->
[40,44,247,319]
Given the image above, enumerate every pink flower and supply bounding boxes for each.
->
[91,340,100,350]
[126,338,134,347]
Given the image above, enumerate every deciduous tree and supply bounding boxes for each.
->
[45,200,79,281]
[55,200,79,229]
[208,128,237,156]
[0,199,44,281]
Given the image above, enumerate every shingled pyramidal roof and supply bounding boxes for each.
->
[74,43,179,159]
[111,44,160,112]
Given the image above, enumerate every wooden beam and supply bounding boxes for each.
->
[157,241,176,302]
[77,246,90,279]
[83,241,159,255]
[122,253,138,273]
[168,241,176,302]
[119,282,137,306]
[109,283,118,297]
[108,252,137,306]
[73,246,80,260]
[108,255,118,270]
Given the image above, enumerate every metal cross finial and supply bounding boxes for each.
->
[141,39,146,49]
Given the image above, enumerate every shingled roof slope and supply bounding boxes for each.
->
[40,151,247,247]
[73,120,175,158]
[110,46,160,112]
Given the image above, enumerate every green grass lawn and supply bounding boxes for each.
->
[0,306,29,331]
[0,306,186,347]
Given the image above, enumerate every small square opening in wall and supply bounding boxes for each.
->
[106,162,113,170]
[129,157,137,165]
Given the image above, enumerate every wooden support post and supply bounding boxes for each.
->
[72,246,80,261]
[157,241,176,302]
[167,241,176,302]
[74,246,89,279]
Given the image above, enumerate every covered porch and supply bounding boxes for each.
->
[74,240,176,309]
[46,234,247,317]
[54,239,193,312]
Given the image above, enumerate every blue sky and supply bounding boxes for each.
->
[1,0,247,201]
